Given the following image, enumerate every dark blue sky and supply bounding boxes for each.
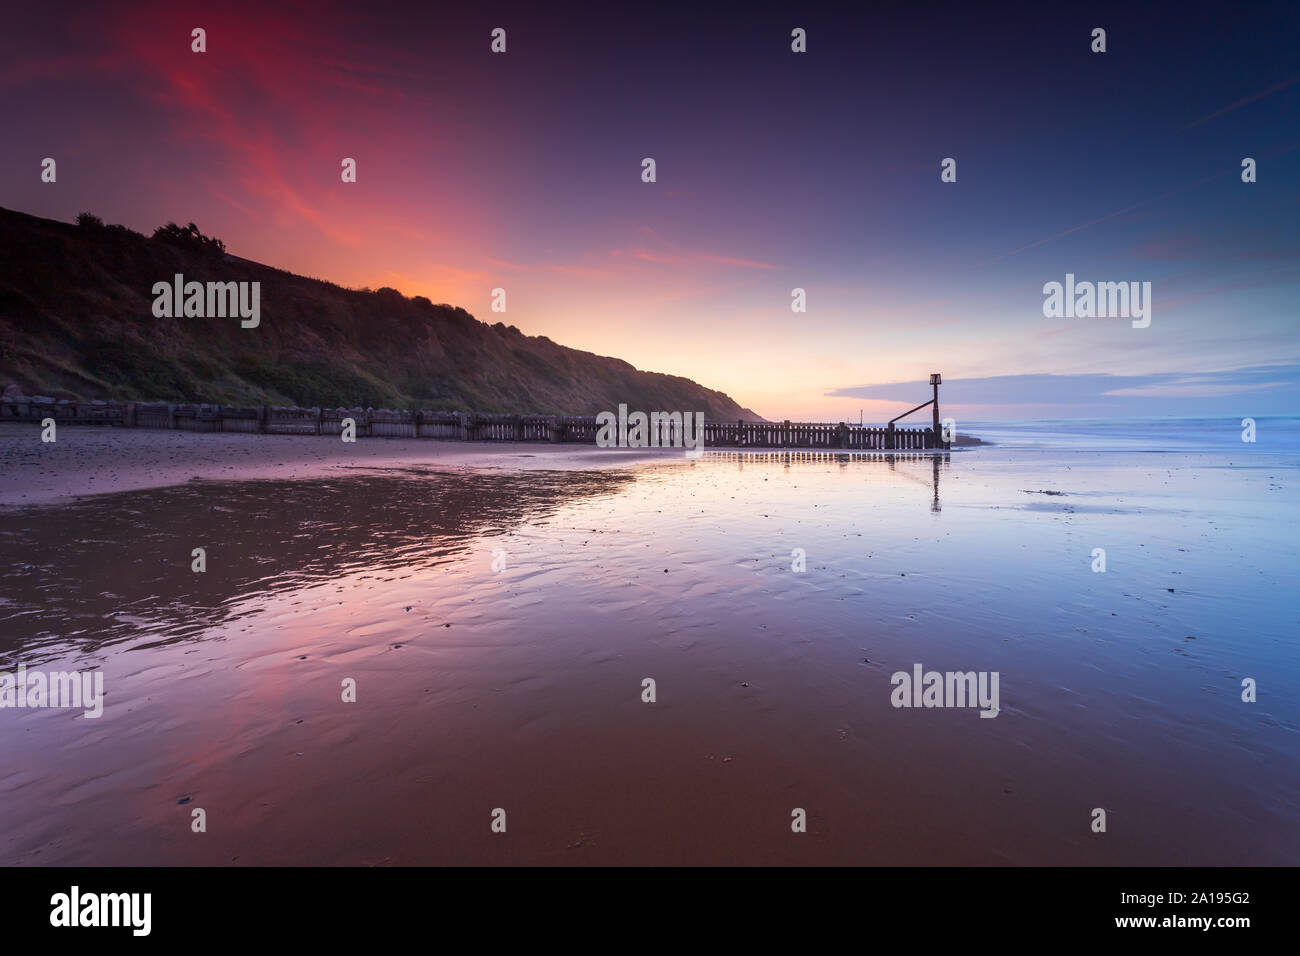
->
[2,0,1296,418]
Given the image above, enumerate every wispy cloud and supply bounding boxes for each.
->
[1102,380,1289,398]
[828,367,1300,411]
[977,170,1234,266]
[631,248,776,270]
[1182,75,1300,130]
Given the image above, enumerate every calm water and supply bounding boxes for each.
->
[964,416,1300,453]
[1,433,1297,865]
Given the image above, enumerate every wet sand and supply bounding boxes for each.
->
[0,424,685,506]
[0,426,1296,865]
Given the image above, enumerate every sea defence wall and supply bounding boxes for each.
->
[0,396,950,450]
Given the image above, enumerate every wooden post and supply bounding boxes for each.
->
[412,409,422,438]
[886,422,895,450]
[167,403,177,429]
[930,372,942,447]
[314,407,323,435]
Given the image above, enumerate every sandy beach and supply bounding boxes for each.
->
[0,421,1296,866]
[0,424,688,506]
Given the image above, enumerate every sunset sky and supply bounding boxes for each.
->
[2,0,1296,421]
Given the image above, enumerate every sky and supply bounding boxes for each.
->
[1,0,1297,421]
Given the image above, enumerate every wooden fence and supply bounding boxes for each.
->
[0,397,950,450]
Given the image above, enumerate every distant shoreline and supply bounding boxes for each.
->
[0,425,683,506]
[0,423,969,506]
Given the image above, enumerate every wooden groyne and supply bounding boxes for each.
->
[0,396,951,450]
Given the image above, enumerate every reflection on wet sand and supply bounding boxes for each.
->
[1,449,1295,867]
[0,468,635,664]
